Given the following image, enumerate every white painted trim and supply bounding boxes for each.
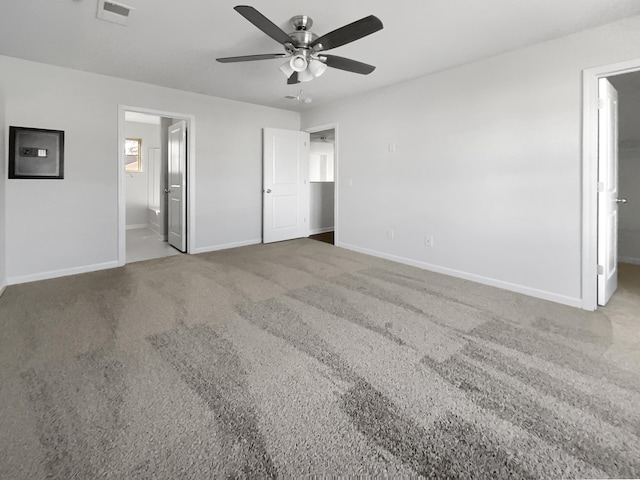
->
[310,227,334,235]
[126,223,149,230]
[305,123,339,245]
[193,238,262,255]
[7,261,120,285]
[0,283,6,298]
[340,242,582,309]
[118,107,125,266]
[582,58,640,311]
[118,105,197,267]
[619,256,640,266]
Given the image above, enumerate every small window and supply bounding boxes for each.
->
[125,138,141,172]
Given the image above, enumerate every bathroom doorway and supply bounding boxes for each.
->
[118,107,195,265]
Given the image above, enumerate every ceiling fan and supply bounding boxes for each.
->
[216,6,383,84]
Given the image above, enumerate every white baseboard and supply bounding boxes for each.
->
[193,238,262,254]
[0,281,6,298]
[337,242,582,309]
[126,224,149,230]
[7,261,120,286]
[620,256,640,266]
[310,227,334,235]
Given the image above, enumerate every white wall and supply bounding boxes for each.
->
[310,141,335,182]
[0,88,6,294]
[619,147,640,264]
[125,121,160,228]
[302,15,640,307]
[310,183,334,234]
[1,55,299,284]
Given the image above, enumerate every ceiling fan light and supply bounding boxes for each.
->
[297,68,314,83]
[308,59,327,78]
[290,55,308,72]
[279,60,295,78]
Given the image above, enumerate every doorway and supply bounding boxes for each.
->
[117,106,195,266]
[609,72,640,268]
[582,59,640,310]
[307,124,338,246]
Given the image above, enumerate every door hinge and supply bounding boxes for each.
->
[597,182,605,193]
[597,265,604,275]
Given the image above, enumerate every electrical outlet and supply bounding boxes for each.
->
[425,235,434,247]
[387,230,394,240]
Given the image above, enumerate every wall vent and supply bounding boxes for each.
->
[97,0,134,26]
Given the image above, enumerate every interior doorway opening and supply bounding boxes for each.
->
[307,125,337,246]
[608,72,640,270]
[124,112,179,263]
[582,59,640,310]
[118,106,195,266]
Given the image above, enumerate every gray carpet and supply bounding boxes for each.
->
[1,239,639,478]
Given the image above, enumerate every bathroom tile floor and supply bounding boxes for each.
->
[126,227,182,264]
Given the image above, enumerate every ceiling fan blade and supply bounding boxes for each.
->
[216,53,287,63]
[287,72,300,84]
[234,6,293,46]
[310,15,383,52]
[321,55,376,75]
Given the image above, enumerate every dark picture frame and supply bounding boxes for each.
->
[8,126,65,179]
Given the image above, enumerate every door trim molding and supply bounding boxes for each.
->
[305,123,339,246]
[581,58,640,310]
[117,105,196,266]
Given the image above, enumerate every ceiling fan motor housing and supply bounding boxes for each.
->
[287,19,321,71]
[288,29,318,49]
[290,15,312,31]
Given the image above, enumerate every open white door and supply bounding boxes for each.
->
[263,128,310,243]
[168,120,187,252]
[597,78,619,306]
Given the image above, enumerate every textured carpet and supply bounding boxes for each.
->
[0,239,639,479]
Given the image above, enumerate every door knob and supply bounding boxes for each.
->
[616,198,628,204]
[164,188,171,193]
[265,189,272,193]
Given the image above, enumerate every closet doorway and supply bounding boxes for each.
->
[308,126,337,246]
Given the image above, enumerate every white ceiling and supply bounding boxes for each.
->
[2,0,640,112]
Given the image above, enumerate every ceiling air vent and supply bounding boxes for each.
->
[97,0,134,26]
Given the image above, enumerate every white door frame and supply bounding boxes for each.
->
[117,105,196,266]
[305,123,339,245]
[581,58,640,310]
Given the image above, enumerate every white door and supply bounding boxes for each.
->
[168,120,187,252]
[263,128,310,243]
[597,78,619,306]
